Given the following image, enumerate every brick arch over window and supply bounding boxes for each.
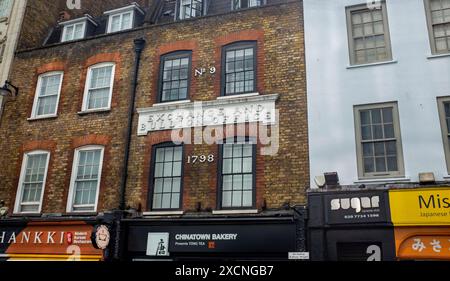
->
[10,140,57,215]
[151,40,199,104]
[78,53,122,110]
[214,29,265,96]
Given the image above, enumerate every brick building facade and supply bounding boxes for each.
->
[0,0,308,261]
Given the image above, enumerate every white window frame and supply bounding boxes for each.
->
[61,21,86,42]
[14,150,51,214]
[66,145,105,213]
[354,102,405,179]
[179,0,204,20]
[231,0,263,10]
[81,62,115,112]
[345,1,393,66]
[30,71,64,119]
[106,11,134,33]
[437,96,450,174]
[424,0,450,55]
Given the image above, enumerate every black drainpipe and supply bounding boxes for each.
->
[119,38,146,211]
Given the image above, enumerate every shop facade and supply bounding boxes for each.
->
[122,209,307,261]
[307,189,396,261]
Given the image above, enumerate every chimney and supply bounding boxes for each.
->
[58,11,71,22]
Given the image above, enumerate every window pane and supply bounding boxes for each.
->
[375,157,386,172]
[222,191,232,207]
[73,149,101,209]
[242,157,252,173]
[223,175,232,190]
[21,154,48,209]
[152,145,183,210]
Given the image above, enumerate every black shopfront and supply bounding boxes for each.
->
[121,209,307,261]
[307,189,396,261]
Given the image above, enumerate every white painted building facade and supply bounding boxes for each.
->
[0,0,27,116]
[304,0,450,187]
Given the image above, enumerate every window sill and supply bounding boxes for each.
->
[212,209,259,215]
[217,92,260,100]
[346,59,398,69]
[11,213,42,217]
[64,212,98,216]
[152,100,191,107]
[27,115,58,121]
[77,108,111,115]
[427,53,450,59]
[0,17,7,23]
[143,211,184,216]
[354,177,410,184]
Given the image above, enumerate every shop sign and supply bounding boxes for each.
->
[389,187,450,226]
[147,233,169,257]
[324,191,390,224]
[134,223,296,256]
[91,225,111,250]
[395,228,450,260]
[0,222,102,259]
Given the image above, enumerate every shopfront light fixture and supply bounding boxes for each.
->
[0,81,19,98]
[324,172,339,187]
[419,172,435,184]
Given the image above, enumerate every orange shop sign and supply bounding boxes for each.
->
[0,221,103,261]
[395,227,450,260]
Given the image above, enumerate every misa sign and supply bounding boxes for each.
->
[389,187,450,226]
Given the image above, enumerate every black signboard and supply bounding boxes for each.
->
[127,221,297,255]
[324,191,390,224]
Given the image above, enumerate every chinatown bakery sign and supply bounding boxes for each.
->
[0,221,102,260]
[137,94,278,134]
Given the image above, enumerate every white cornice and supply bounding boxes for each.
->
[59,14,98,26]
[104,2,145,16]
[137,93,279,114]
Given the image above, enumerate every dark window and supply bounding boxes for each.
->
[218,138,256,209]
[337,242,382,261]
[232,0,264,10]
[178,0,204,20]
[150,143,184,210]
[159,52,191,103]
[222,42,257,96]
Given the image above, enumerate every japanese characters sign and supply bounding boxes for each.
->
[395,227,450,260]
[389,187,450,226]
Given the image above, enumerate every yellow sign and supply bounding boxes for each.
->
[389,188,450,226]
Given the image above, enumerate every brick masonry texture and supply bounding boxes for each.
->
[0,1,308,215]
